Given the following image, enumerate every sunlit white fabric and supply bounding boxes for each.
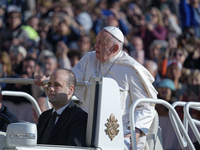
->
[72,51,157,150]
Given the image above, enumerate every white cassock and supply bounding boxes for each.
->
[72,50,158,150]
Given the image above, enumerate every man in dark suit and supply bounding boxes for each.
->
[34,68,87,146]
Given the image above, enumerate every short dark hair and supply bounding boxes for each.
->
[67,51,81,60]
[54,68,76,87]
[65,69,76,87]
[24,56,36,63]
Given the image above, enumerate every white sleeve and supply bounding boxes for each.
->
[129,70,155,135]
[70,53,88,104]
[71,53,90,81]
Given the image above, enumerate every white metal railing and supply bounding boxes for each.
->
[2,91,42,116]
[129,98,195,150]
[171,101,200,148]
[184,102,200,144]
[170,101,188,148]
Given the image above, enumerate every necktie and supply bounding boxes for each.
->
[41,111,58,143]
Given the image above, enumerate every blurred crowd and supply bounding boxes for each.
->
[0,0,200,121]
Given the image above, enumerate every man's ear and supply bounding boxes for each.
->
[112,44,119,53]
[68,85,74,96]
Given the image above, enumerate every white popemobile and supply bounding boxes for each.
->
[0,77,199,150]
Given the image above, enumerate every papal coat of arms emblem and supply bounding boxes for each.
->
[105,113,119,141]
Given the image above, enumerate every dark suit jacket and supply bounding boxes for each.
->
[0,105,19,132]
[37,101,87,146]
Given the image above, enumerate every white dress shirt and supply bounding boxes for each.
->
[52,102,70,124]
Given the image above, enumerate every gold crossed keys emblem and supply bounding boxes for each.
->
[105,113,119,141]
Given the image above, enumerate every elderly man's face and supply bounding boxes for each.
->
[94,30,115,62]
